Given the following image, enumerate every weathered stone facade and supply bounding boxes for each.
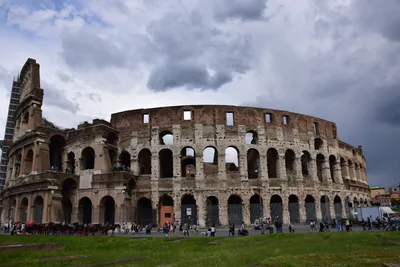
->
[0,58,370,227]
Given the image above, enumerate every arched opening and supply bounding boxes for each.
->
[227,195,242,226]
[15,153,22,177]
[225,146,239,171]
[181,147,196,178]
[206,196,219,226]
[340,157,347,178]
[353,197,359,214]
[314,138,323,150]
[159,149,173,178]
[316,154,325,182]
[159,195,174,226]
[62,178,77,223]
[100,196,115,224]
[345,197,352,218]
[334,196,342,218]
[33,196,44,224]
[108,149,117,170]
[247,149,260,179]
[305,195,316,222]
[270,195,283,221]
[267,148,279,178]
[245,130,258,145]
[67,152,76,174]
[81,147,95,170]
[329,155,337,183]
[181,195,197,225]
[320,195,331,222]
[24,149,34,174]
[22,111,29,123]
[19,198,28,222]
[137,197,153,226]
[78,197,92,224]
[49,135,66,171]
[106,132,118,146]
[8,199,16,222]
[354,163,360,180]
[288,195,300,223]
[301,151,311,177]
[348,160,354,179]
[138,149,152,174]
[159,130,173,145]
[119,150,131,169]
[203,147,218,174]
[285,149,296,180]
[250,194,263,223]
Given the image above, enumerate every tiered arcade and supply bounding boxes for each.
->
[1,59,370,227]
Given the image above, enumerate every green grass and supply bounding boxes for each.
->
[0,232,399,267]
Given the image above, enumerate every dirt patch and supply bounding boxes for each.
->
[67,257,145,267]
[208,240,221,245]
[165,238,184,242]
[0,242,63,251]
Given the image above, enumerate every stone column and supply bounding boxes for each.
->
[218,152,227,181]
[334,160,343,184]
[28,194,33,221]
[151,192,159,227]
[151,155,159,181]
[259,154,268,181]
[219,196,228,226]
[93,205,100,224]
[20,147,26,176]
[195,153,204,180]
[196,193,205,227]
[322,159,331,183]
[72,205,78,223]
[282,195,289,224]
[173,154,181,178]
[329,199,335,219]
[315,201,322,222]
[263,198,270,219]
[294,156,302,181]
[310,156,319,182]
[239,154,248,181]
[299,198,306,223]
[43,191,50,222]
[278,154,287,180]
[243,200,251,225]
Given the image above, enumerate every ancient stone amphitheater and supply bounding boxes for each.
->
[1,58,370,227]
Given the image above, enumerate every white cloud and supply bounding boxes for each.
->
[0,0,399,187]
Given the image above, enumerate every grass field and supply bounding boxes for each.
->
[0,232,399,267]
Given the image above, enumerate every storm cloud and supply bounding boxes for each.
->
[0,0,399,187]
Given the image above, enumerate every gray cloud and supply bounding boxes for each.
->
[213,0,268,22]
[42,81,80,113]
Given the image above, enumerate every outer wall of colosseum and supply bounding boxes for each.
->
[1,59,370,227]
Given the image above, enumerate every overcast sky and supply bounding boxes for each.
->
[0,0,399,188]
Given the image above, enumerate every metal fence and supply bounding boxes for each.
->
[270,203,283,222]
[206,204,220,226]
[181,204,197,225]
[250,203,264,223]
[288,203,300,223]
[305,202,316,222]
[334,203,343,218]
[228,204,243,225]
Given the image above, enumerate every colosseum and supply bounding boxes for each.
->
[0,58,370,227]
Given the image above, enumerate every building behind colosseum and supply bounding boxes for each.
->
[0,58,371,227]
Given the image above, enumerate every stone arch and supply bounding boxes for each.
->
[49,134,66,171]
[227,195,243,226]
[159,195,174,226]
[33,195,44,223]
[24,149,34,174]
[62,178,77,223]
[285,149,296,180]
[270,195,283,221]
[100,196,115,224]
[225,146,239,171]
[67,152,76,174]
[159,130,173,145]
[138,149,152,175]
[288,195,300,223]
[137,197,153,226]
[159,149,173,178]
[81,147,95,170]
[245,130,258,144]
[340,157,347,178]
[329,155,337,183]
[304,195,316,222]
[206,196,219,226]
[334,195,342,218]
[267,148,279,178]
[181,194,197,225]
[320,195,331,222]
[250,194,263,223]
[119,150,131,169]
[203,146,218,174]
[78,197,92,224]
[181,147,196,178]
[316,154,325,182]
[247,148,260,179]
[19,198,28,222]
[314,138,323,150]
[301,151,311,177]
